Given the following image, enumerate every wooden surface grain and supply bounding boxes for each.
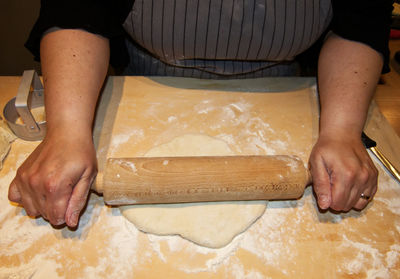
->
[374,40,400,136]
[1,76,400,278]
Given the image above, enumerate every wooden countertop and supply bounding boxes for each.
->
[0,76,399,278]
[374,39,400,136]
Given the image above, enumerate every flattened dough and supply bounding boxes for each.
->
[120,134,267,248]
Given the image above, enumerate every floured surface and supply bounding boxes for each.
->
[1,76,400,278]
[0,120,16,170]
[120,134,267,248]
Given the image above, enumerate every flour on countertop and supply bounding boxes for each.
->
[110,128,145,153]
[2,155,400,278]
[167,116,177,123]
[385,244,400,268]
[2,94,400,278]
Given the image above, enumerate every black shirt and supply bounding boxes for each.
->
[25,0,393,73]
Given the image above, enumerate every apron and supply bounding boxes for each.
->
[121,0,332,78]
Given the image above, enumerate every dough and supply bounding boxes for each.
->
[120,134,267,248]
[0,120,16,170]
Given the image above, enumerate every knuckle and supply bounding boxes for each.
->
[333,187,346,201]
[371,166,379,179]
[16,168,29,182]
[43,177,59,194]
[343,168,356,182]
[27,173,41,188]
[358,168,370,185]
[330,192,347,211]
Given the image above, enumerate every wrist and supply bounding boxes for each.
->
[319,114,364,141]
[318,127,362,142]
[45,122,93,142]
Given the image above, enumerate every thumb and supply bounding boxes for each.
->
[310,158,332,210]
[65,176,92,227]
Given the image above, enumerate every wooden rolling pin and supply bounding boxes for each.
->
[92,155,311,205]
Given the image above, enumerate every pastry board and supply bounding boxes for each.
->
[0,76,399,278]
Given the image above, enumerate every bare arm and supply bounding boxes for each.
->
[41,29,109,138]
[310,33,382,211]
[8,29,109,227]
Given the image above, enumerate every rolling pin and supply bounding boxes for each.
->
[92,155,312,205]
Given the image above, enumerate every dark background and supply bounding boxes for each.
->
[0,0,41,75]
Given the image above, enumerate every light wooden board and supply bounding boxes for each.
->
[0,76,400,278]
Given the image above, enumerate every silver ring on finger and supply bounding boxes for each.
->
[360,193,371,201]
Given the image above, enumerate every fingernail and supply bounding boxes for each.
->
[319,195,330,209]
[55,219,65,225]
[70,212,79,227]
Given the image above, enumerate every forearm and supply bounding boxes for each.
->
[40,29,110,138]
[8,29,110,226]
[317,33,383,139]
[310,33,382,211]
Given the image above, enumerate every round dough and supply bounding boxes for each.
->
[120,134,267,248]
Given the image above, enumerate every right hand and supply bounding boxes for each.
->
[8,130,97,227]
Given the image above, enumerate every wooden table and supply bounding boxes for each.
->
[0,76,399,278]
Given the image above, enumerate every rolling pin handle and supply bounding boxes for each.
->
[306,169,313,186]
[92,172,104,194]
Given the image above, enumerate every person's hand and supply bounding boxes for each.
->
[8,130,97,227]
[308,133,378,212]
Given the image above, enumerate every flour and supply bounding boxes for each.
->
[244,136,277,155]
[373,159,400,215]
[110,128,144,151]
[0,164,142,278]
[3,86,400,278]
[0,171,17,222]
[120,160,137,173]
[0,215,51,256]
[0,171,53,256]
[385,244,400,268]
[2,145,399,278]
[145,230,243,273]
[208,102,286,156]
[0,168,62,279]
[0,257,63,279]
[81,211,141,278]
[167,116,177,123]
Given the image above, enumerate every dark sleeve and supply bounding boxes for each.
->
[331,0,394,73]
[25,0,134,67]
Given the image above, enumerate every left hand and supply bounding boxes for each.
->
[308,133,378,212]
